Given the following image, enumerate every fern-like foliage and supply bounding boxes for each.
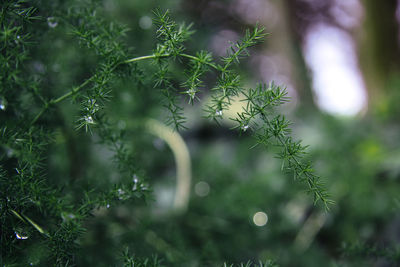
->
[0,0,332,265]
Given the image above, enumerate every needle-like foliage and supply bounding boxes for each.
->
[0,1,332,265]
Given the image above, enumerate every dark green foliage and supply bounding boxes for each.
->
[121,248,165,267]
[0,0,332,265]
[232,82,332,207]
[224,261,279,267]
[340,242,400,265]
[152,9,194,58]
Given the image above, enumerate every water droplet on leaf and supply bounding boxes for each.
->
[61,212,76,222]
[87,99,99,113]
[133,175,139,184]
[0,97,7,111]
[47,17,58,28]
[132,175,140,191]
[117,188,127,200]
[15,231,28,240]
[140,184,148,191]
[84,115,94,124]
[216,110,223,116]
[186,89,196,100]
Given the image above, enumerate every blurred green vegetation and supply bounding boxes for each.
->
[2,0,400,266]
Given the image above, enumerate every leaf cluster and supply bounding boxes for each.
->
[0,1,332,265]
[145,11,332,209]
[232,82,333,208]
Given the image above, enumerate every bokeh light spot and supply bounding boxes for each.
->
[253,211,268,226]
[194,181,210,197]
[139,16,152,30]
[303,24,367,116]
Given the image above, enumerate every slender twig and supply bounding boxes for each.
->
[31,104,49,125]
[180,53,219,70]
[124,54,163,64]
[50,76,94,105]
[260,112,332,210]
[125,53,219,70]
[31,52,220,125]
[30,76,94,125]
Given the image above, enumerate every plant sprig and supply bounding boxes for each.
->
[1,3,333,265]
[234,82,333,209]
[28,9,332,209]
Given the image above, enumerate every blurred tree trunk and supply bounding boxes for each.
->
[359,0,400,110]
[257,0,318,112]
[282,0,329,112]
[282,20,316,112]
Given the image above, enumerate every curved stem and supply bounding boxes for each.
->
[145,118,192,214]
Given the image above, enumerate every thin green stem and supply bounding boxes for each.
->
[221,44,247,73]
[259,112,332,210]
[31,105,48,125]
[31,52,219,125]
[123,54,160,64]
[125,53,220,70]
[30,76,94,125]
[180,53,219,70]
[51,77,94,105]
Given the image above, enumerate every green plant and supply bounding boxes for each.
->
[0,0,332,265]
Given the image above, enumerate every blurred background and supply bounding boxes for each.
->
[36,0,400,266]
